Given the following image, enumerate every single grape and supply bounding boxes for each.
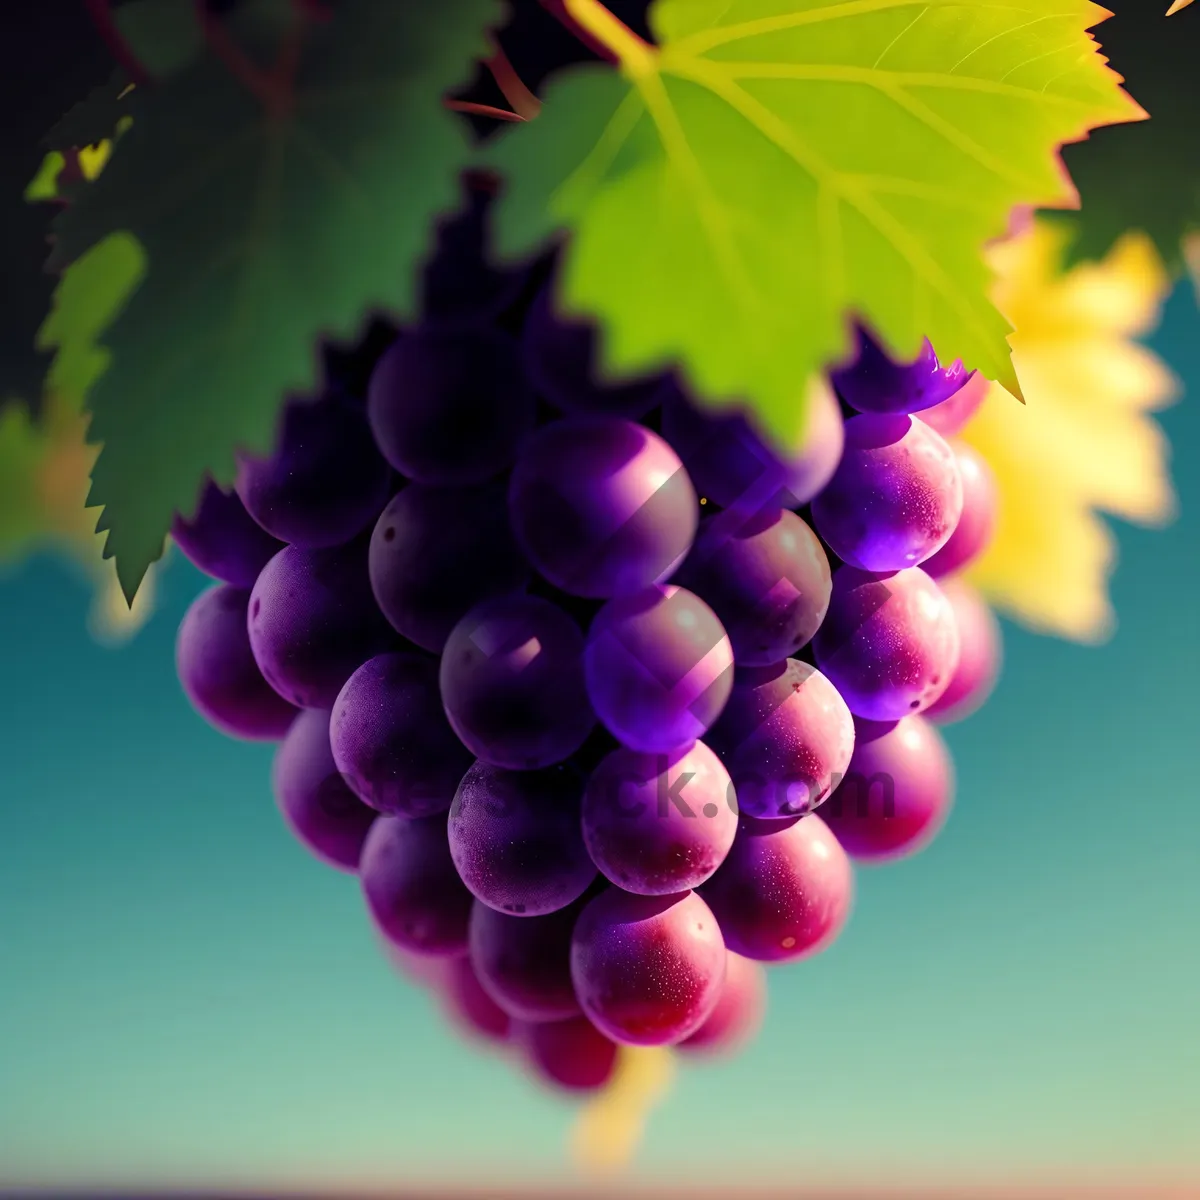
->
[171,479,284,588]
[176,583,299,740]
[515,1016,619,1093]
[922,442,998,578]
[439,594,595,771]
[661,376,843,512]
[448,762,596,917]
[584,584,734,754]
[360,814,474,956]
[582,741,738,894]
[469,899,583,1021]
[705,659,855,820]
[675,506,831,667]
[248,538,396,709]
[829,324,972,416]
[234,391,393,548]
[367,325,534,485]
[438,954,513,1045]
[700,813,853,963]
[918,370,990,437]
[811,415,963,573]
[508,416,698,598]
[570,888,725,1046]
[369,481,528,654]
[272,708,377,872]
[330,653,474,817]
[820,716,954,862]
[522,281,668,418]
[812,566,959,721]
[677,951,766,1057]
[925,579,1001,724]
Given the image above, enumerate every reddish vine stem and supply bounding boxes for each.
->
[485,42,542,120]
[83,0,153,86]
[446,100,527,123]
[537,0,619,63]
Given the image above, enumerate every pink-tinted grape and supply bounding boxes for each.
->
[439,594,595,771]
[360,814,473,956]
[706,659,855,820]
[515,1016,618,1093]
[700,813,853,963]
[439,954,512,1045]
[448,762,596,917]
[584,584,734,754]
[367,325,534,486]
[330,653,473,817]
[811,415,963,573]
[830,324,972,416]
[812,566,959,721]
[925,579,1002,724]
[248,538,396,709]
[919,369,990,437]
[235,391,392,548]
[582,741,738,895]
[171,479,284,588]
[508,416,697,598]
[677,950,766,1057]
[922,442,998,578]
[272,708,377,872]
[821,716,954,862]
[369,481,528,654]
[677,506,831,668]
[176,583,299,740]
[383,942,452,990]
[570,888,726,1046]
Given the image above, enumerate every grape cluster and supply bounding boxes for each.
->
[171,179,1001,1095]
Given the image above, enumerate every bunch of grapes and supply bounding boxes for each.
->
[171,175,1001,1096]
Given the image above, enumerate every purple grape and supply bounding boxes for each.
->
[570,888,725,1046]
[330,653,474,817]
[918,370,989,437]
[171,479,284,588]
[700,813,853,963]
[515,1015,619,1093]
[661,378,843,512]
[582,741,738,894]
[508,416,697,598]
[272,708,377,872]
[234,391,393,548]
[360,813,474,956]
[811,415,963,573]
[176,583,299,740]
[369,481,528,654]
[821,716,954,862]
[830,324,972,416]
[439,594,595,771]
[925,579,1001,724]
[522,282,669,418]
[448,762,596,917]
[438,954,513,1045]
[248,538,396,709]
[584,584,734,754]
[675,506,831,667]
[677,950,766,1057]
[922,441,997,578]
[469,899,583,1021]
[367,325,534,486]
[706,659,855,820]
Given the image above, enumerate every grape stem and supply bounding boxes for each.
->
[83,0,152,87]
[540,0,656,74]
[445,100,527,123]
[486,42,542,121]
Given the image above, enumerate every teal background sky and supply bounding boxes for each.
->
[1,283,1198,1196]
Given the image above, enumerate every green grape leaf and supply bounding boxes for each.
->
[52,0,500,602]
[487,0,1143,450]
[46,72,132,152]
[0,404,49,563]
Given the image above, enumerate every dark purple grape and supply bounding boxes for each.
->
[369,481,528,654]
[582,741,738,895]
[176,583,299,740]
[330,653,474,817]
[360,814,474,956]
[676,506,831,667]
[925,579,1001,724]
[448,762,596,917]
[570,888,725,1046]
[514,1016,618,1093]
[248,538,396,709]
[367,325,534,485]
[439,594,595,771]
[272,708,377,872]
[171,479,284,588]
[677,950,766,1057]
[439,954,513,1045]
[508,416,697,598]
[922,441,997,578]
[830,324,972,416]
[234,391,393,548]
